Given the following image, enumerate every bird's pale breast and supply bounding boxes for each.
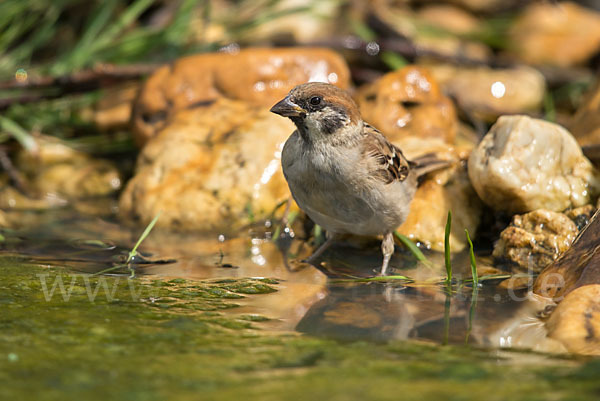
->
[281,131,414,236]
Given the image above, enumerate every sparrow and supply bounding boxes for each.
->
[270,82,445,275]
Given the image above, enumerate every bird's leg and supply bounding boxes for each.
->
[304,232,336,265]
[380,232,395,276]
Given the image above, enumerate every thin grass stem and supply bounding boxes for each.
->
[444,211,452,285]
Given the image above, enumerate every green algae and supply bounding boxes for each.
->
[1,256,600,401]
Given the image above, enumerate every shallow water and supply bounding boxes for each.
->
[2,204,600,400]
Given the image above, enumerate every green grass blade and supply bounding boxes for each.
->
[393,231,427,263]
[444,211,452,284]
[381,52,408,70]
[544,92,556,123]
[0,116,37,153]
[128,211,161,262]
[443,292,451,345]
[465,286,479,344]
[92,0,154,52]
[92,263,129,276]
[65,0,118,69]
[465,229,478,286]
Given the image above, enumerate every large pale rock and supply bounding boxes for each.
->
[427,64,546,121]
[396,137,481,251]
[355,66,457,144]
[569,81,600,148]
[468,115,600,214]
[493,209,579,273]
[509,2,600,67]
[546,284,600,356]
[132,48,350,145]
[120,98,294,232]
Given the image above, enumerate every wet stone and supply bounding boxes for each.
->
[1,135,121,210]
[427,64,546,122]
[119,98,294,232]
[493,209,579,273]
[355,66,457,144]
[468,115,600,214]
[395,137,481,252]
[132,47,350,145]
[546,284,600,356]
[508,2,600,67]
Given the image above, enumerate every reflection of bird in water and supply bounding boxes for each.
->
[296,283,563,352]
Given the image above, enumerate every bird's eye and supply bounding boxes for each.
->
[309,96,321,106]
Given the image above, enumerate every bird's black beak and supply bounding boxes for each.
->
[270,96,305,117]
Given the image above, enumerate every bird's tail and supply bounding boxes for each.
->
[409,153,452,179]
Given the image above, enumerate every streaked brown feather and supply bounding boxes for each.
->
[362,122,411,184]
[410,153,452,178]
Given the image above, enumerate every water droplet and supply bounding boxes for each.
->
[491,81,506,98]
[253,81,266,92]
[366,41,380,56]
[219,43,240,54]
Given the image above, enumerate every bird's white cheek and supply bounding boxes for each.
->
[304,117,322,136]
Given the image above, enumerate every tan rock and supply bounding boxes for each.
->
[12,135,121,201]
[120,98,295,232]
[493,209,579,273]
[427,64,546,121]
[565,204,596,230]
[132,48,350,145]
[509,2,600,67]
[546,284,600,356]
[468,115,600,213]
[569,80,600,148]
[93,84,139,130]
[396,137,481,252]
[417,5,482,35]
[355,66,457,144]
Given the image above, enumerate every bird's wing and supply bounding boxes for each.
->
[361,122,412,184]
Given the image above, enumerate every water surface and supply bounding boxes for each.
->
[1,204,598,400]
